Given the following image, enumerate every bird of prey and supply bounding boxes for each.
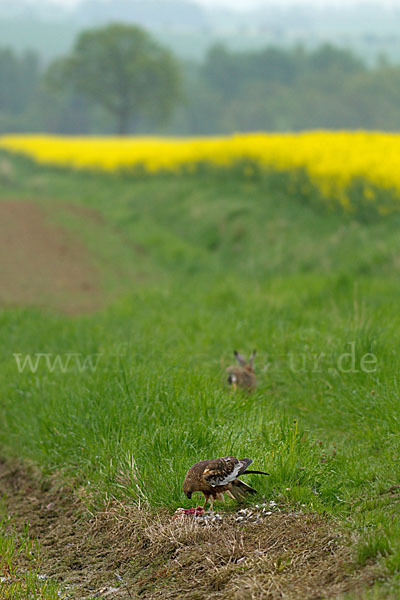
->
[183,456,269,510]
[226,350,257,392]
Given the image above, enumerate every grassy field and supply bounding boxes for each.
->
[0,151,400,598]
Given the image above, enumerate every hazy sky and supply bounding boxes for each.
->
[196,0,400,7]
[2,0,400,10]
[7,0,399,6]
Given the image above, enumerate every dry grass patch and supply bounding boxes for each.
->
[121,506,376,599]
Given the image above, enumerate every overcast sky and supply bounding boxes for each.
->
[2,0,400,10]
[197,0,399,6]
[197,0,400,7]
[4,0,398,7]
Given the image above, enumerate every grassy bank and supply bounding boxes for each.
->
[0,152,400,596]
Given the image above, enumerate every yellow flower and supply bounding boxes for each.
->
[1,131,400,209]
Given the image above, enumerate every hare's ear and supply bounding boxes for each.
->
[234,350,246,366]
[249,350,257,367]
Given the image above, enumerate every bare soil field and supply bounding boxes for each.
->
[0,200,100,314]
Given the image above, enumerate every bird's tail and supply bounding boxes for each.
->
[230,478,257,501]
[242,469,270,476]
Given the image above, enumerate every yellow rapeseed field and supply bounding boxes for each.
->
[1,131,399,211]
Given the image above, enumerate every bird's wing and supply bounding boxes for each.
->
[203,457,253,487]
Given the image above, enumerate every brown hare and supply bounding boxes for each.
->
[226,350,256,392]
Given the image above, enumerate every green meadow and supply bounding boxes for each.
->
[0,153,400,597]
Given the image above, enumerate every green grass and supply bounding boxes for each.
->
[1,152,400,596]
[0,517,63,599]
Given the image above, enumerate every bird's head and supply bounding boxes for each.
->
[182,479,193,499]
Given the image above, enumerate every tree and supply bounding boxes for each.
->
[0,47,40,116]
[59,24,181,134]
[309,43,365,75]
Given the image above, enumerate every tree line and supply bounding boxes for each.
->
[1,23,400,135]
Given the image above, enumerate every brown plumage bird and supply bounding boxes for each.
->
[183,456,269,510]
[226,350,257,392]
